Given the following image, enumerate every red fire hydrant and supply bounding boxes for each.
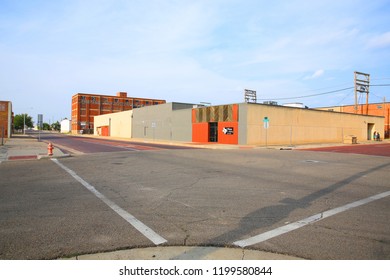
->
[47,142,54,156]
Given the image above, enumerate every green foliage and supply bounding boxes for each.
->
[51,121,60,131]
[42,123,51,130]
[14,114,33,130]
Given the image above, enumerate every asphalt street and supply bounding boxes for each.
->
[36,132,195,154]
[1,144,389,259]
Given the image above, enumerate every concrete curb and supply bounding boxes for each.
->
[37,154,71,160]
[59,246,303,260]
[0,134,69,162]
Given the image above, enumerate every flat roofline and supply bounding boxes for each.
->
[240,102,384,118]
[72,93,165,101]
[315,101,390,109]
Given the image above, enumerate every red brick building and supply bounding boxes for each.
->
[71,92,165,134]
[0,100,13,139]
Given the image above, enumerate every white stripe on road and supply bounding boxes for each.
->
[233,190,390,248]
[51,158,167,245]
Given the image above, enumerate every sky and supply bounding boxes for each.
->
[1,0,390,124]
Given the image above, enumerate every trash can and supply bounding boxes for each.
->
[344,135,357,144]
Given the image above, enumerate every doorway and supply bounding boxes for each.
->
[209,122,218,142]
[367,123,375,140]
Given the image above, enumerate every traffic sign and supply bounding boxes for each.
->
[263,117,269,129]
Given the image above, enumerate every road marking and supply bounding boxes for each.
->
[79,140,139,151]
[51,158,167,245]
[233,190,390,248]
[50,142,84,155]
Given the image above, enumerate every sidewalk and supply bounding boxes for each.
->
[0,134,68,162]
[60,246,302,260]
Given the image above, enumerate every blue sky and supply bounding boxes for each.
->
[1,0,390,123]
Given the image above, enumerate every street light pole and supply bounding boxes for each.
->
[21,107,33,135]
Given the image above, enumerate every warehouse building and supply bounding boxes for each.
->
[95,102,195,142]
[94,102,384,146]
[316,102,390,139]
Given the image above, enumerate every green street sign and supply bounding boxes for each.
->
[263,117,269,129]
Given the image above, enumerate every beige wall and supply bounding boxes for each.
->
[93,102,385,145]
[132,103,193,141]
[242,103,384,145]
[93,103,194,141]
[94,110,133,138]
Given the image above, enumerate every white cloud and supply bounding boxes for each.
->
[304,70,325,80]
[366,32,390,49]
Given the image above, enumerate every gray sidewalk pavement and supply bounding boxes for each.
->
[0,134,68,162]
[60,246,302,260]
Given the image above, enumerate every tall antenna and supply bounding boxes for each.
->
[354,71,370,114]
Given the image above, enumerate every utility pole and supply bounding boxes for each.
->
[354,71,370,114]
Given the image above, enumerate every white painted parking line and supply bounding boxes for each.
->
[51,158,167,245]
[233,190,390,248]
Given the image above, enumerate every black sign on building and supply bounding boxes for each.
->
[222,127,234,135]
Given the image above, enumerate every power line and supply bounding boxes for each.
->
[371,84,390,87]
[336,89,354,105]
[257,87,354,101]
[257,84,390,101]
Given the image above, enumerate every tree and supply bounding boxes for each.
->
[14,114,33,130]
[42,122,51,130]
[51,121,60,131]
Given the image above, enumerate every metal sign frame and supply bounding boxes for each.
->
[244,89,257,103]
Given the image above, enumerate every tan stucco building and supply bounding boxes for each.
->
[95,110,133,139]
[239,103,384,145]
[94,102,384,146]
[316,102,390,139]
[94,103,195,141]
